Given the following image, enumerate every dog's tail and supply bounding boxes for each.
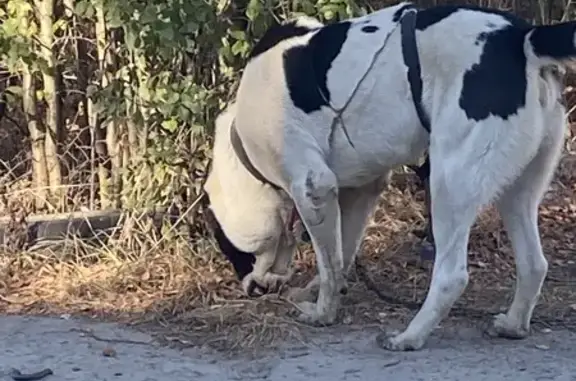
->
[525,22,576,67]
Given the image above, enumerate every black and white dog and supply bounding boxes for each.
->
[204,2,569,351]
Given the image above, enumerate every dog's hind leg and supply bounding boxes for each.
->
[378,114,545,350]
[490,109,565,339]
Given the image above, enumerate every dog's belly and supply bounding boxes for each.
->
[328,136,428,188]
[331,159,387,188]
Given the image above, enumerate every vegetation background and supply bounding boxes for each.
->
[0,0,575,352]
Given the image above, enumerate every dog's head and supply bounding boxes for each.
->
[203,105,299,297]
[202,202,256,281]
[203,195,298,297]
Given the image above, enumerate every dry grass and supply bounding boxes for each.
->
[0,139,575,355]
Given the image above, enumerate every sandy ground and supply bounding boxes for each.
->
[1,315,575,381]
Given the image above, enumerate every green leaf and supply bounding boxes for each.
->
[231,40,246,56]
[228,29,246,41]
[53,19,67,34]
[165,90,180,105]
[158,24,175,42]
[301,0,317,15]
[2,19,19,36]
[140,5,158,24]
[161,119,178,133]
[74,0,89,17]
[246,0,262,21]
[181,21,199,35]
[319,3,342,15]
[106,6,124,28]
[178,105,191,121]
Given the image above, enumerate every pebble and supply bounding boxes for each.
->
[102,347,117,357]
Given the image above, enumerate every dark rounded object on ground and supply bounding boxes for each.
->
[10,368,54,381]
[419,242,436,261]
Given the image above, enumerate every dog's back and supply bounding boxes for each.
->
[232,3,565,190]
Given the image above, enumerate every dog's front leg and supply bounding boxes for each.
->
[289,168,345,326]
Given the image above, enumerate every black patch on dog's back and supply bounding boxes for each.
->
[361,25,379,33]
[283,21,351,113]
[248,20,319,61]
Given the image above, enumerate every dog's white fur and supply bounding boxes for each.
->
[205,2,569,351]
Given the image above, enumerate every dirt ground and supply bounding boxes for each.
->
[1,314,576,381]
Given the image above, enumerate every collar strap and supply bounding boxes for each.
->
[229,121,282,190]
[400,8,431,133]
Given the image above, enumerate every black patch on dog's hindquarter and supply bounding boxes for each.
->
[204,197,256,280]
[248,20,319,61]
[283,21,352,113]
[459,25,528,121]
[408,4,532,122]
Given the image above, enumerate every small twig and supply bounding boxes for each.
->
[70,328,154,346]
[0,294,22,304]
[382,359,402,368]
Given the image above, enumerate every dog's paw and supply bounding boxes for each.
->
[375,330,425,352]
[263,271,292,290]
[485,313,530,340]
[294,301,338,326]
[242,271,292,297]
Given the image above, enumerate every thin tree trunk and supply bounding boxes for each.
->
[66,0,92,207]
[23,66,49,211]
[36,0,63,211]
[94,2,118,209]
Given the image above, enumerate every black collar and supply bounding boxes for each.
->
[229,121,281,190]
